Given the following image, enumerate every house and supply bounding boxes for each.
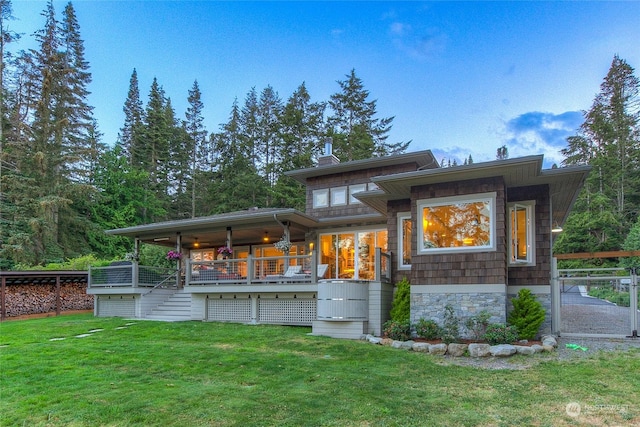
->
[88,145,590,339]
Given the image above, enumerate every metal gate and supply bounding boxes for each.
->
[551,263,638,337]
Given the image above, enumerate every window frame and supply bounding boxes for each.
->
[397,212,412,269]
[507,201,536,266]
[312,189,329,208]
[330,186,348,206]
[349,184,367,204]
[417,192,497,254]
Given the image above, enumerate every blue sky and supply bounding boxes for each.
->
[8,1,640,167]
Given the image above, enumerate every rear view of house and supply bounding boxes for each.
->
[88,146,589,339]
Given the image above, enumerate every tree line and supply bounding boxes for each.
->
[0,1,408,267]
[1,1,638,269]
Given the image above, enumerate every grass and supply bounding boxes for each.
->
[1,315,639,426]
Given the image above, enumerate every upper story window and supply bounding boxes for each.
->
[312,184,370,208]
[330,186,348,206]
[349,184,366,204]
[508,201,535,265]
[397,212,412,269]
[418,192,496,254]
[313,189,329,208]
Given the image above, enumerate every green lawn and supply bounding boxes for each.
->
[1,315,638,426]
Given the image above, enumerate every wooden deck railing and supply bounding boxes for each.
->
[88,250,393,288]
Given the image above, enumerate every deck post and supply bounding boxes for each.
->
[132,262,139,288]
[551,258,561,336]
[1,275,6,321]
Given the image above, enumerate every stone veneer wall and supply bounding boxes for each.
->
[411,285,507,338]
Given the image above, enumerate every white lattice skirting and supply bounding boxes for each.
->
[258,299,317,325]
[207,299,252,322]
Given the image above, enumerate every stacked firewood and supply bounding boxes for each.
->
[3,283,94,317]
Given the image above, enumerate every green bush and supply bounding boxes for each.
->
[390,277,410,323]
[483,323,519,345]
[507,289,545,340]
[463,310,492,341]
[440,304,460,344]
[414,319,441,340]
[383,320,411,341]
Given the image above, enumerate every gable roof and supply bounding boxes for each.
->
[354,155,591,227]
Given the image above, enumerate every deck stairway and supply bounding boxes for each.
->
[145,289,192,321]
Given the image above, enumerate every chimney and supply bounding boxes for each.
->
[318,137,340,166]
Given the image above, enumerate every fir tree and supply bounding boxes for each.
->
[328,69,408,161]
[119,68,144,162]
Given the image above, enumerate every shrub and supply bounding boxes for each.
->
[414,319,441,340]
[390,277,410,323]
[507,289,546,340]
[383,320,411,341]
[463,310,492,341]
[440,304,460,344]
[483,323,519,345]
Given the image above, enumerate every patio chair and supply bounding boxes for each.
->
[282,265,302,278]
[317,264,328,279]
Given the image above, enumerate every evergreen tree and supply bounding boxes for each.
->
[185,80,207,217]
[211,100,268,212]
[60,2,97,183]
[496,145,509,160]
[90,145,163,257]
[272,82,325,209]
[119,68,144,161]
[557,56,640,259]
[257,85,283,194]
[328,69,408,161]
[140,78,172,221]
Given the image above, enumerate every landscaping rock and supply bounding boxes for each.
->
[541,335,558,348]
[366,335,383,345]
[542,344,555,352]
[447,343,468,357]
[381,338,393,346]
[412,342,431,353]
[514,345,536,355]
[468,343,491,357]
[392,340,414,350]
[429,343,448,355]
[490,344,517,357]
[530,344,544,353]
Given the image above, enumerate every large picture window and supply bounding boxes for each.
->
[418,193,496,254]
[508,201,535,265]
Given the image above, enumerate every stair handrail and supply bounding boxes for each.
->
[142,269,181,296]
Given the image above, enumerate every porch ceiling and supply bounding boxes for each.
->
[359,155,591,227]
[106,208,319,250]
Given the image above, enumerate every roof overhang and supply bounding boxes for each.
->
[356,155,591,227]
[106,208,320,249]
[285,150,438,184]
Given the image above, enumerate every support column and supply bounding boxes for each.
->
[551,258,561,336]
[55,275,61,316]
[1,275,6,321]
[176,232,182,288]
